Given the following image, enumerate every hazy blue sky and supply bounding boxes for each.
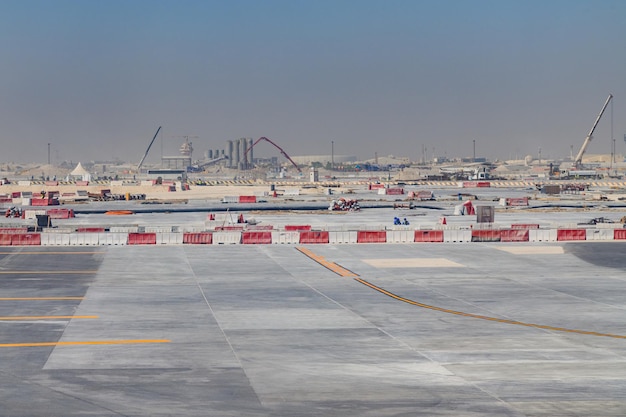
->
[1,0,625,164]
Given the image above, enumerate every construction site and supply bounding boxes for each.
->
[1,94,626,417]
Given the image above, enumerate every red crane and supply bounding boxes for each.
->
[243,137,302,173]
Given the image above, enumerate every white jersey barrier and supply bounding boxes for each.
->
[41,232,129,246]
[529,229,558,242]
[386,230,413,243]
[271,231,300,244]
[156,232,183,245]
[212,231,242,245]
[329,231,358,244]
[586,228,614,241]
[69,233,100,246]
[98,232,128,245]
[443,230,472,243]
[41,233,71,246]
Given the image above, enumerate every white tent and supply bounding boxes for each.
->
[69,162,92,182]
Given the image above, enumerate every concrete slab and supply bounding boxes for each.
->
[0,242,625,416]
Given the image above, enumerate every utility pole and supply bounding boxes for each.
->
[331,140,334,170]
[47,143,51,165]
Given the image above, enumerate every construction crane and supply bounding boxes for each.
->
[574,94,613,167]
[243,137,302,173]
[137,126,162,172]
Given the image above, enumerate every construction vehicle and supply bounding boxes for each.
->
[573,94,613,167]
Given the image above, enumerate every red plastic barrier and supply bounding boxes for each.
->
[0,197,12,203]
[30,198,54,206]
[471,230,502,242]
[414,230,444,242]
[44,181,59,186]
[242,231,272,244]
[386,188,404,195]
[127,233,157,245]
[0,234,12,246]
[500,229,530,242]
[76,227,105,233]
[183,232,213,244]
[299,231,329,244]
[614,229,626,240]
[11,233,41,246]
[357,231,387,243]
[47,208,75,219]
[368,183,385,190]
[214,225,245,231]
[238,195,257,203]
[75,181,89,186]
[247,225,274,230]
[557,229,586,241]
[285,225,312,231]
[0,228,28,234]
[511,224,540,229]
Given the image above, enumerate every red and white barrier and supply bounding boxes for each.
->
[414,230,444,242]
[500,229,530,242]
[557,229,586,241]
[128,233,157,245]
[471,230,501,242]
[183,232,213,244]
[242,231,272,244]
[299,231,329,244]
[357,231,387,243]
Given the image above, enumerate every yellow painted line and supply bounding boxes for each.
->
[0,271,97,274]
[0,315,98,320]
[0,297,84,301]
[354,277,626,339]
[0,339,171,348]
[0,252,104,255]
[296,247,358,277]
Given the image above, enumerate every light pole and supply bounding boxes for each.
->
[331,141,334,170]
[48,143,51,165]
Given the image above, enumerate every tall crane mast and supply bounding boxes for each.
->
[137,126,162,172]
[574,94,613,166]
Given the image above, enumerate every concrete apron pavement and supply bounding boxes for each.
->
[1,242,625,416]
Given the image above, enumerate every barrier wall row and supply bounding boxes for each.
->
[1,228,626,246]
